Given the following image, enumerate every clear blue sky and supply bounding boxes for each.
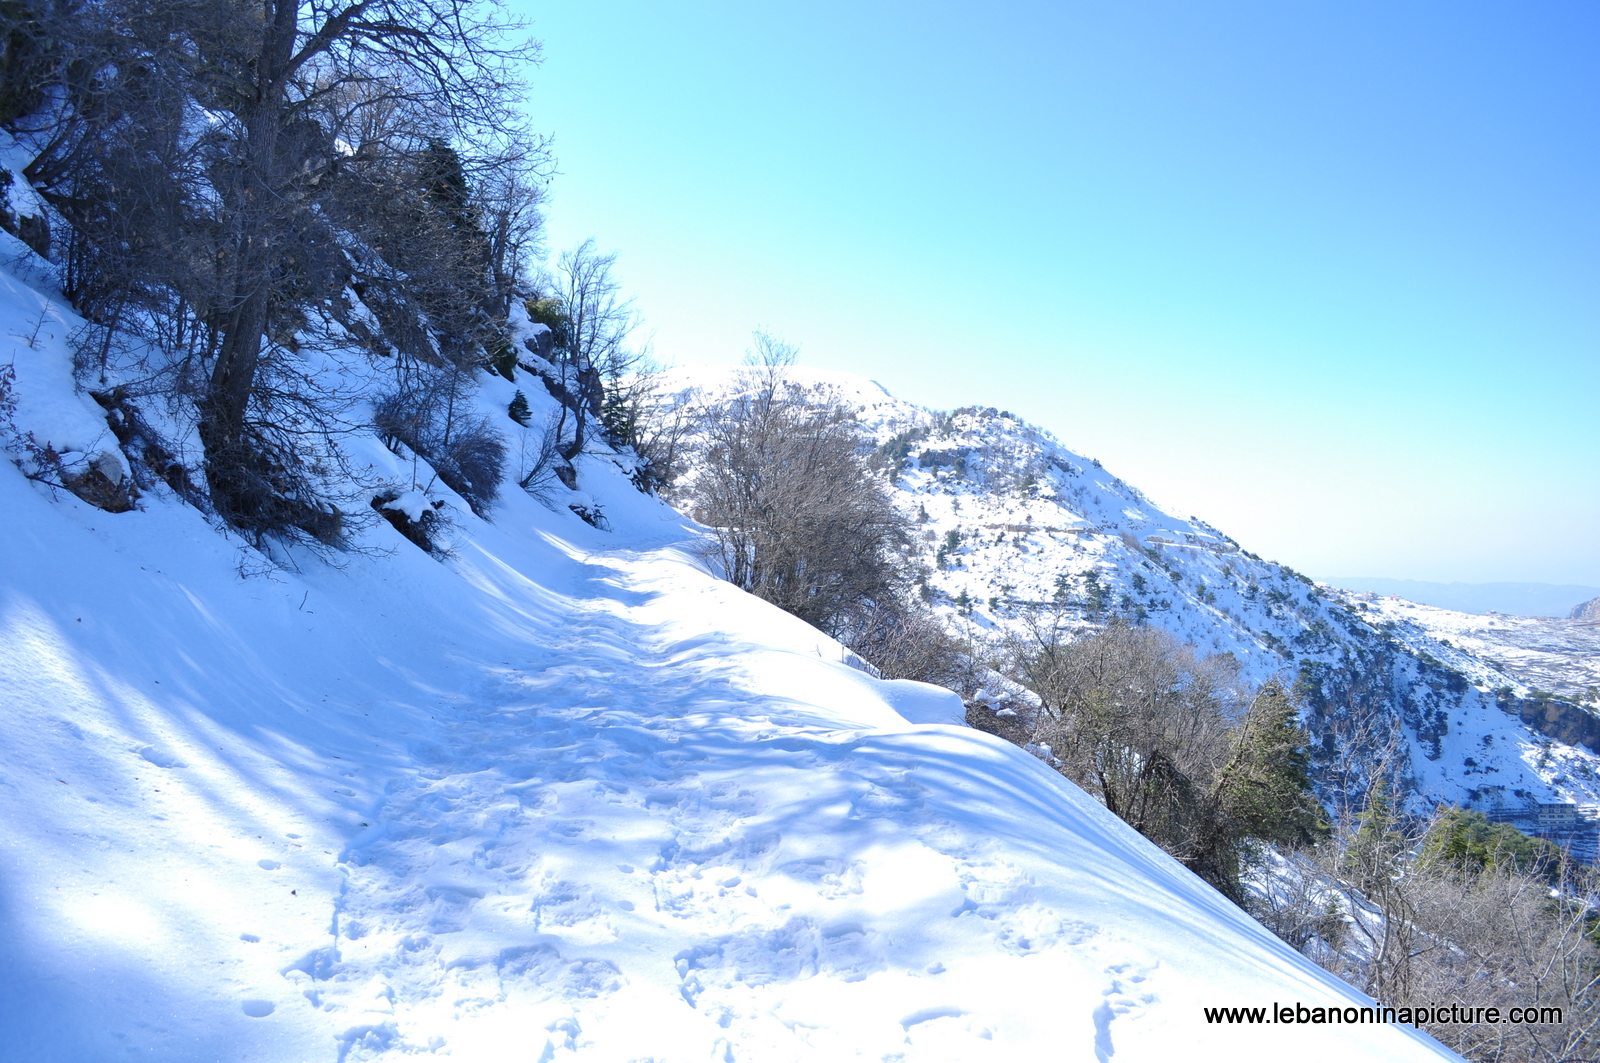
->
[509,0,1599,585]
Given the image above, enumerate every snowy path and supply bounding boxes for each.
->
[277,542,1452,1062]
[0,447,1459,1060]
[314,575,1102,1060]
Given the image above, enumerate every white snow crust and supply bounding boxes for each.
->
[0,446,1459,1063]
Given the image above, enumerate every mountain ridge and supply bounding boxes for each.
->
[663,365,1600,815]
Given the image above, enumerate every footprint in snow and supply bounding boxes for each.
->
[137,745,185,768]
[1092,960,1159,1063]
[674,915,886,1008]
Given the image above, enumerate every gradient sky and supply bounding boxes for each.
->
[508,0,1599,585]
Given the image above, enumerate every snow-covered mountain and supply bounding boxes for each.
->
[1337,594,1600,703]
[0,218,1459,1056]
[667,366,1600,815]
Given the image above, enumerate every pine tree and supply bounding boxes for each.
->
[1418,807,1565,880]
[418,138,476,232]
[1183,680,1325,899]
[508,390,531,426]
[1215,680,1326,848]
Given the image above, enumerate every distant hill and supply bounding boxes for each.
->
[668,365,1600,815]
[1320,578,1600,618]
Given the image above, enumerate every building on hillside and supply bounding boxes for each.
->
[1483,801,1600,864]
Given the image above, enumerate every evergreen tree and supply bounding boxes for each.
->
[1082,570,1107,614]
[507,390,531,426]
[418,138,475,232]
[1419,807,1566,881]
[1215,680,1325,848]
[1185,680,1324,899]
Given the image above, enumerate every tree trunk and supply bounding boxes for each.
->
[198,6,293,518]
[206,280,269,432]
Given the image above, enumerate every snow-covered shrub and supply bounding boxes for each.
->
[0,366,140,513]
[370,487,448,555]
[565,493,609,530]
[9,433,136,512]
[372,376,506,516]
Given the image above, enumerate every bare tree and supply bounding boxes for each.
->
[626,378,697,492]
[522,240,645,483]
[674,367,911,635]
[1261,801,1600,1063]
[1010,619,1239,829]
[477,158,548,320]
[744,329,797,368]
[550,240,637,379]
[23,0,544,539]
[1003,618,1324,898]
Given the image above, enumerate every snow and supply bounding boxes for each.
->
[381,488,434,524]
[1349,591,1600,702]
[0,461,1459,1061]
[874,680,969,727]
[0,260,1464,1058]
[1,279,114,465]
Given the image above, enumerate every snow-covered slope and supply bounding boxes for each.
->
[1343,593,1600,702]
[668,366,1600,813]
[0,289,1462,1056]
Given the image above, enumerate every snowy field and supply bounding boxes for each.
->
[0,256,1463,1060]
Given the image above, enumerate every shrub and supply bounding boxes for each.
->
[370,489,447,554]
[677,372,910,635]
[372,374,506,516]
[1257,799,1600,1063]
[843,601,976,692]
[1003,620,1323,900]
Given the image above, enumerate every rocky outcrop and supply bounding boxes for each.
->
[1570,596,1600,621]
[1498,690,1600,753]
